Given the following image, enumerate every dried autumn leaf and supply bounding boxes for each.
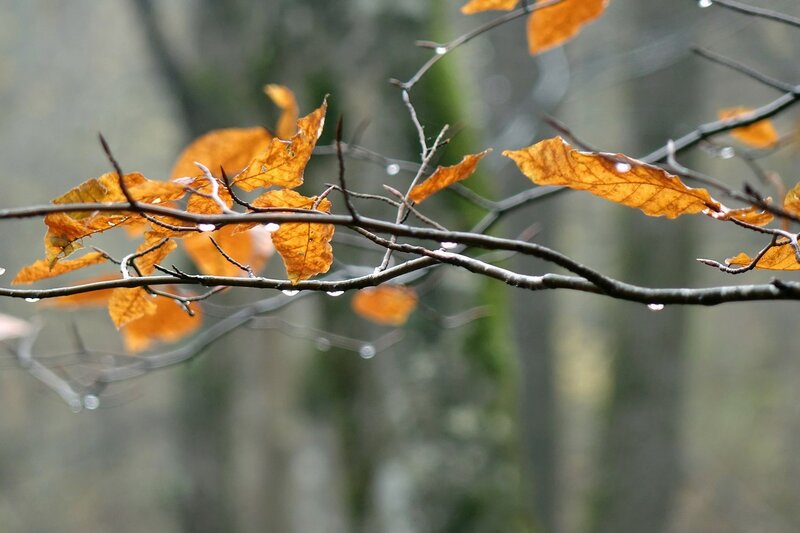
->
[185,175,234,216]
[783,183,800,215]
[251,189,334,284]
[234,98,327,191]
[409,149,491,204]
[184,224,274,277]
[13,251,107,285]
[717,205,773,226]
[352,286,418,326]
[265,84,299,139]
[719,107,779,149]
[728,243,800,270]
[122,296,202,352]
[44,275,120,308]
[461,0,518,14]
[527,0,608,55]
[503,137,720,218]
[108,237,177,328]
[170,127,272,181]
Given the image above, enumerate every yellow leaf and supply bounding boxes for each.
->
[503,137,720,218]
[251,189,334,284]
[352,286,418,326]
[719,107,779,149]
[461,0,519,14]
[13,251,107,285]
[234,98,328,191]
[170,127,272,180]
[717,205,773,226]
[409,149,491,204]
[185,176,234,216]
[728,243,800,270]
[265,84,299,140]
[527,0,608,55]
[121,296,202,352]
[183,224,274,277]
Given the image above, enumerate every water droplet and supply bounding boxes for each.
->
[0,267,5,276]
[282,289,299,296]
[647,303,665,312]
[151,197,162,204]
[698,0,712,7]
[359,344,376,359]
[435,46,447,55]
[316,337,331,351]
[615,162,632,173]
[83,394,100,410]
[326,290,344,297]
[24,297,40,303]
[197,223,216,232]
[68,399,83,413]
[386,163,401,176]
[440,241,458,250]
[264,223,281,232]
[719,146,735,159]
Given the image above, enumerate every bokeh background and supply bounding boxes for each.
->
[1,1,799,532]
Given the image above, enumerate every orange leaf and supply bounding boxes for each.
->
[718,107,779,149]
[783,183,800,215]
[716,205,773,226]
[13,251,107,285]
[183,224,274,277]
[461,0,519,14]
[265,84,299,139]
[409,149,491,204]
[44,274,120,308]
[121,295,202,352]
[503,137,720,218]
[352,286,418,326]
[234,97,328,191]
[527,0,608,55]
[728,243,800,270]
[251,189,334,284]
[107,237,176,328]
[185,176,234,216]
[170,127,272,180]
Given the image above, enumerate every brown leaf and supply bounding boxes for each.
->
[234,98,328,191]
[503,137,720,218]
[265,84,299,139]
[719,107,779,149]
[409,149,491,204]
[728,243,800,270]
[352,285,418,326]
[183,224,274,277]
[527,0,608,55]
[461,0,519,14]
[170,127,272,181]
[121,296,202,352]
[251,189,334,283]
[13,251,107,285]
[185,176,234,216]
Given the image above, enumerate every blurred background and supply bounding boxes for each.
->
[1,0,799,531]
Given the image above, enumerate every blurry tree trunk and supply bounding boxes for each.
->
[588,5,698,532]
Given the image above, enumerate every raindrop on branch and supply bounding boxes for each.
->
[264,223,281,232]
[647,303,665,312]
[282,289,299,296]
[197,223,216,232]
[435,46,447,55]
[359,344,376,359]
[326,290,344,297]
[615,162,632,173]
[719,146,735,159]
[24,298,40,303]
[440,242,458,250]
[386,163,401,176]
[698,0,712,7]
[83,394,100,410]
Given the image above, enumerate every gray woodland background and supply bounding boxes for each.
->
[0,1,799,532]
